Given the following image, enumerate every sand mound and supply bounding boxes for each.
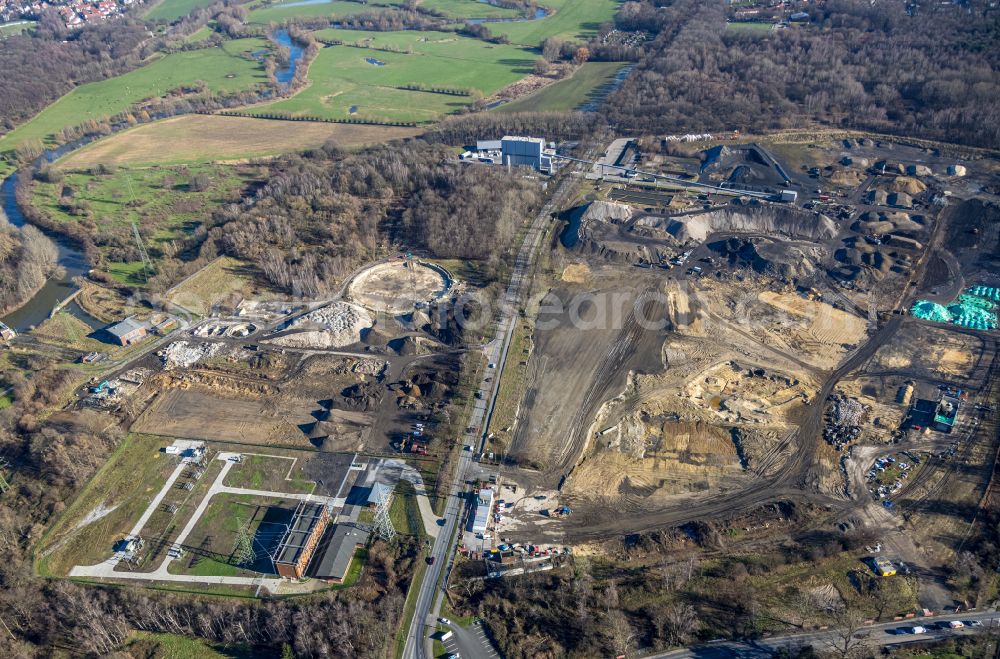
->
[561,262,592,283]
[647,206,836,243]
[582,200,633,224]
[891,176,927,194]
[269,302,373,348]
[830,168,864,186]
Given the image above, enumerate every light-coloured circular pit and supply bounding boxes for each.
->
[348,260,451,314]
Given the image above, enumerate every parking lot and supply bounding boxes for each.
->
[441,620,501,659]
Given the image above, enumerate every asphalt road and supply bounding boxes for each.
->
[402,173,580,659]
[644,611,999,658]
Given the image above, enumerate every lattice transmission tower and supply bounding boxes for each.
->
[372,487,397,541]
[233,517,257,566]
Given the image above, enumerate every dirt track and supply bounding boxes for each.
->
[561,314,903,541]
[508,280,667,478]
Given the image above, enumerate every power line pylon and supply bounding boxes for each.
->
[373,485,397,541]
[124,173,154,281]
[233,517,257,566]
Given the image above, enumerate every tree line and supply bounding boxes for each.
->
[602,0,1000,149]
[209,139,542,299]
[0,210,59,316]
[0,19,150,135]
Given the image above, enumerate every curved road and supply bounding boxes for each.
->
[566,315,903,541]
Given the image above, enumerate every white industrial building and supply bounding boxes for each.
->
[501,135,554,172]
[472,487,494,534]
[462,135,556,172]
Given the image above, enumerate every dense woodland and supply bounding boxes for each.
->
[213,140,542,297]
[0,211,58,315]
[0,19,151,135]
[604,0,1000,148]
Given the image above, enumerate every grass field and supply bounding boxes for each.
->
[31,312,108,353]
[0,20,36,36]
[124,632,247,659]
[421,0,518,18]
[492,0,620,46]
[37,434,178,577]
[247,0,515,24]
[31,164,255,280]
[222,454,316,494]
[485,319,532,452]
[247,0,390,24]
[166,256,279,316]
[726,21,774,34]
[497,61,623,112]
[389,480,427,539]
[168,493,296,578]
[145,0,218,20]
[57,114,421,169]
[0,38,270,157]
[184,24,215,43]
[255,30,533,122]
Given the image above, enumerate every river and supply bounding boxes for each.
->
[0,171,98,333]
[0,34,306,335]
[272,29,304,85]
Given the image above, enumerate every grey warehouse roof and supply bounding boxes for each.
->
[107,317,145,338]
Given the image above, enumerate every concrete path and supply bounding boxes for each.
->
[130,460,187,539]
[380,459,440,538]
[69,452,337,592]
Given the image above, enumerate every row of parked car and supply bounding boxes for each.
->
[890,619,984,635]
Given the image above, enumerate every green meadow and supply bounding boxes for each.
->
[247,0,517,24]
[492,0,620,46]
[0,39,270,156]
[497,61,624,112]
[253,30,534,122]
[145,0,219,21]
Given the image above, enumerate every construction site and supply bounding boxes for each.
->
[20,131,999,647]
[33,252,479,596]
[454,133,1000,621]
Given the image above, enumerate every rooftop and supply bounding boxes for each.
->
[106,317,145,339]
[501,135,544,144]
[313,524,369,580]
[275,501,328,566]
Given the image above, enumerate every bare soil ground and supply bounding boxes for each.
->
[347,261,450,313]
[504,268,668,475]
[132,388,320,447]
[871,324,983,380]
[59,114,422,169]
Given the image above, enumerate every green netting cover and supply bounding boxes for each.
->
[967,286,1000,302]
[947,302,998,330]
[911,300,953,322]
